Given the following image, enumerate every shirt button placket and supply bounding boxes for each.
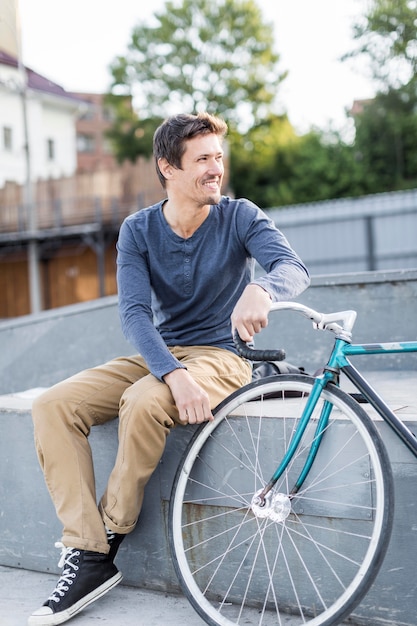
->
[184,241,192,294]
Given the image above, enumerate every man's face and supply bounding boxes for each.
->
[170,133,224,207]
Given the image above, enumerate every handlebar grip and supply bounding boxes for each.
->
[233,331,286,362]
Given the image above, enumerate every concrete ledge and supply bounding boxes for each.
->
[0,395,194,594]
[1,383,416,625]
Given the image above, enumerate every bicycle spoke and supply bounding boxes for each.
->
[169,375,393,626]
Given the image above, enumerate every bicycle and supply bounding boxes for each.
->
[168,301,417,626]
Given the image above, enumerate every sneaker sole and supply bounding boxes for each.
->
[28,571,123,625]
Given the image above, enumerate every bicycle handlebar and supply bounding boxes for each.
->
[233,331,286,362]
[268,302,357,338]
[233,302,357,361]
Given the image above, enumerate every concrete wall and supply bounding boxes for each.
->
[1,269,416,624]
[256,268,417,374]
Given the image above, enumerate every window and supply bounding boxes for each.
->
[102,106,115,122]
[3,126,12,151]
[103,137,113,154]
[78,106,96,121]
[47,138,55,161]
[77,133,95,153]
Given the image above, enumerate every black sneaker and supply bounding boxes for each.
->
[28,542,122,625]
[105,527,125,562]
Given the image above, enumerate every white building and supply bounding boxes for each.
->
[0,48,87,188]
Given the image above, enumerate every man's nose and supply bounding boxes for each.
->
[209,160,224,175]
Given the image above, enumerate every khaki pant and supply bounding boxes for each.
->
[32,346,251,553]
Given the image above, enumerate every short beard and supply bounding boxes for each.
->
[203,189,221,206]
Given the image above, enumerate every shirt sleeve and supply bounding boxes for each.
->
[236,201,310,301]
[116,218,186,380]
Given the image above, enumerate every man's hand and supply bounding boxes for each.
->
[163,368,214,424]
[231,283,272,343]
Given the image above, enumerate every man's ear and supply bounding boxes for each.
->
[158,157,174,180]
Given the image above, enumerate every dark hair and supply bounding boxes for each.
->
[153,112,228,188]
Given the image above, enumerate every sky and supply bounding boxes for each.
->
[17,0,374,135]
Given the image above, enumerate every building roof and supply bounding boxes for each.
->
[0,48,85,104]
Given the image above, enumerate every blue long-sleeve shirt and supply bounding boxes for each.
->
[116,196,310,379]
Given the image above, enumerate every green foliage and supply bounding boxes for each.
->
[104,94,162,163]
[231,118,365,208]
[353,84,417,192]
[349,0,417,87]
[347,0,417,193]
[229,115,300,207]
[104,0,417,207]
[109,0,285,132]
[285,133,365,204]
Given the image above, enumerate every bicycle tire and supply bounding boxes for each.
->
[169,374,394,626]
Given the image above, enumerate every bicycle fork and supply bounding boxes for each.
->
[251,369,338,520]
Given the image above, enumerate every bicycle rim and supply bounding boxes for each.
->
[169,374,394,626]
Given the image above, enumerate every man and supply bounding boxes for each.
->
[29,112,310,625]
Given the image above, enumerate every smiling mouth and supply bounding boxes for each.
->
[203,179,220,189]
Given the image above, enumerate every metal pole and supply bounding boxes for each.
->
[15,0,42,313]
[364,215,376,272]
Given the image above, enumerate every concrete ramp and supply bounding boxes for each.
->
[0,296,132,395]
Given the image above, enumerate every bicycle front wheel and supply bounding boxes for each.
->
[169,374,394,626]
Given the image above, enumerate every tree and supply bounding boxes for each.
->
[109,0,286,133]
[230,116,365,208]
[229,114,300,207]
[348,0,417,88]
[108,0,417,205]
[287,132,365,203]
[353,87,417,192]
[346,0,417,192]
[104,93,162,162]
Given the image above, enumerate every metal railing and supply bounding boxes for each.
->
[0,195,145,237]
[2,187,417,273]
[267,188,417,273]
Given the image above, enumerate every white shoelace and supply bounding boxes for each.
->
[105,527,116,542]
[47,542,80,604]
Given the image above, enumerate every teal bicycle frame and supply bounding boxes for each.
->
[257,329,417,502]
